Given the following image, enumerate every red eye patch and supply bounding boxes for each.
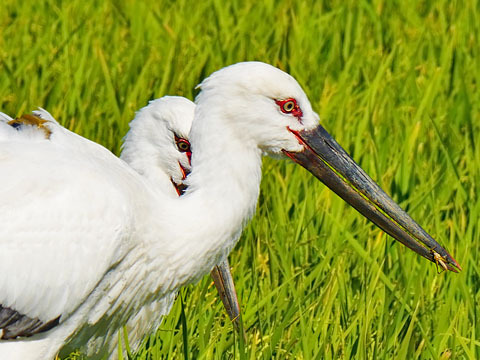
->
[275,98,303,120]
[174,135,192,164]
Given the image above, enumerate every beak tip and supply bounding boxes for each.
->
[444,256,461,273]
[445,252,462,272]
[452,260,462,272]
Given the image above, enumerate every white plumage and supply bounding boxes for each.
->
[1,110,144,358]
[120,95,242,333]
[0,99,197,358]
[120,96,194,197]
[0,61,458,359]
[120,96,242,348]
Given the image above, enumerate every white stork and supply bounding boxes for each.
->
[0,62,460,359]
[120,96,242,331]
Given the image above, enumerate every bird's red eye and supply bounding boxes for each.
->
[282,100,295,112]
[175,137,191,153]
[175,135,192,164]
[275,98,303,120]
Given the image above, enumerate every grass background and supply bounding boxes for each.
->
[1,0,479,358]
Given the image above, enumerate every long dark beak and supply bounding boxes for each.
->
[285,124,461,272]
[210,259,244,332]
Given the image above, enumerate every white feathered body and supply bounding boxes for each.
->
[0,119,225,359]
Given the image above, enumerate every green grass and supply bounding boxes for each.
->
[1,0,479,358]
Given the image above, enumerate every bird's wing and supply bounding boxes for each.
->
[0,123,141,339]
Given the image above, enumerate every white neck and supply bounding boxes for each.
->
[142,106,262,289]
[120,118,179,198]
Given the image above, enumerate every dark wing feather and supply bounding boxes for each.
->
[0,305,60,339]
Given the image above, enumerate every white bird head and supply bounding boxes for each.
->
[194,62,319,158]
[121,96,194,196]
